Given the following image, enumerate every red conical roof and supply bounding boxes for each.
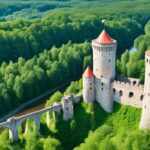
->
[95,29,114,44]
[82,66,94,78]
[145,50,150,56]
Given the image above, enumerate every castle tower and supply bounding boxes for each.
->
[61,95,74,121]
[140,50,150,129]
[92,29,117,113]
[82,66,95,103]
[92,29,117,79]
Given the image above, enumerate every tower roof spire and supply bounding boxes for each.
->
[82,66,94,78]
[145,50,150,56]
[95,29,114,44]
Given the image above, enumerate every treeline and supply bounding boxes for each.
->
[116,20,150,83]
[0,41,91,116]
[0,15,142,62]
[0,1,64,20]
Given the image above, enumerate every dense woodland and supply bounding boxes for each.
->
[116,21,150,83]
[0,41,91,115]
[0,16,142,62]
[0,0,150,149]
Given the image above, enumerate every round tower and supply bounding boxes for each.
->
[140,50,150,129]
[92,29,117,80]
[82,66,95,103]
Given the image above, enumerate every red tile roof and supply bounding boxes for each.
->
[145,50,150,56]
[95,29,114,44]
[83,66,94,78]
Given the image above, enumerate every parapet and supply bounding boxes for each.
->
[115,75,140,85]
[112,80,144,91]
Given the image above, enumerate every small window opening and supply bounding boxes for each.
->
[140,95,143,101]
[129,92,134,98]
[119,90,123,96]
[133,81,136,85]
[113,88,116,93]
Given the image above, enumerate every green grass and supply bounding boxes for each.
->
[1,98,150,150]
[40,100,150,150]
[74,102,150,150]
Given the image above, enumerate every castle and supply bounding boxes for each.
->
[1,29,150,142]
[82,29,150,129]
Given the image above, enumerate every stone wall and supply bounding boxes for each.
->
[140,54,150,129]
[83,77,95,103]
[112,80,144,108]
[92,41,117,80]
[95,78,113,113]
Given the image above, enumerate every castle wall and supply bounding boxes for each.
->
[140,54,150,129]
[116,75,140,85]
[112,80,144,108]
[61,95,74,121]
[83,77,95,103]
[92,41,117,80]
[95,78,113,113]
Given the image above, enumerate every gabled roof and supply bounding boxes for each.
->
[82,66,94,78]
[145,50,150,56]
[95,29,114,44]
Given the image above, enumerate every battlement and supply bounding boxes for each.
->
[112,80,144,90]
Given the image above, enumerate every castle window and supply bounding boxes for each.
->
[90,87,92,90]
[113,88,116,93]
[129,92,134,98]
[140,95,143,100]
[149,73,150,76]
[119,90,123,96]
[109,59,111,62]
[101,75,103,78]
[101,82,103,86]
[133,81,136,85]
[147,59,148,63]
[66,108,68,111]
[101,88,103,91]
[145,105,146,109]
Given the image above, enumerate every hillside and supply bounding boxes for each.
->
[0,80,150,150]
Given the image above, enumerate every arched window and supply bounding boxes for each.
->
[109,59,111,62]
[129,92,134,98]
[119,90,123,96]
[133,81,136,85]
[113,88,116,93]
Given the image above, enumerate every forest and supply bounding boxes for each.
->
[0,0,150,149]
